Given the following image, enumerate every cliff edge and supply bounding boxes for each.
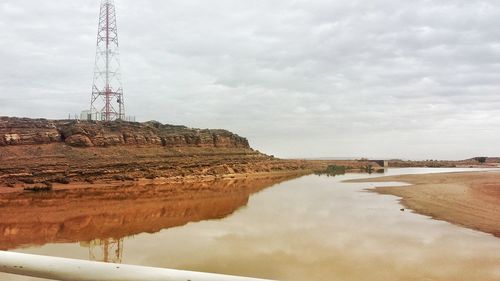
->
[0,117,249,149]
[0,117,374,189]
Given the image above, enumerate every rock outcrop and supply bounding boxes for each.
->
[0,117,61,146]
[0,117,249,149]
[0,116,376,188]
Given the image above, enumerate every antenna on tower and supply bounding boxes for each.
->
[90,0,125,121]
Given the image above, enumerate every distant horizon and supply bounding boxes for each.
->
[1,114,497,161]
[282,156,499,162]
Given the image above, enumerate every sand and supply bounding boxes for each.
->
[351,171,500,237]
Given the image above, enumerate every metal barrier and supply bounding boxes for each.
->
[0,251,272,281]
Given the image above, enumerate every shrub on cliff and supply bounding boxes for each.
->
[24,185,53,192]
[54,177,70,184]
[474,157,487,164]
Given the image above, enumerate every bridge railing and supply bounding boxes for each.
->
[0,251,272,281]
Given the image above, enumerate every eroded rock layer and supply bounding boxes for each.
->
[0,117,375,188]
[0,117,249,148]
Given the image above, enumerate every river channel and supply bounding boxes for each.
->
[1,168,500,280]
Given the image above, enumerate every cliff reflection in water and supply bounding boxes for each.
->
[0,174,301,254]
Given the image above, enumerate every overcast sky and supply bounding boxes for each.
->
[1,0,500,159]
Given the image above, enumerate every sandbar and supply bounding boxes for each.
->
[351,171,500,237]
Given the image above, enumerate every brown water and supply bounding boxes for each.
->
[2,168,500,281]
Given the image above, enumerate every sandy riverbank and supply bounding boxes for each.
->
[0,170,311,194]
[350,171,500,237]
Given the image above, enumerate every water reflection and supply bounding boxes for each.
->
[80,238,124,263]
[0,174,301,251]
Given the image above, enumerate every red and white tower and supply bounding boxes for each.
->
[90,0,125,121]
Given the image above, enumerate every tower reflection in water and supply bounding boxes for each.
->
[80,238,124,263]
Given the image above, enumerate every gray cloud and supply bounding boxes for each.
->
[1,0,500,159]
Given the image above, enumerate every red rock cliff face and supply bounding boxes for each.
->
[0,117,61,146]
[0,117,249,149]
[0,116,373,188]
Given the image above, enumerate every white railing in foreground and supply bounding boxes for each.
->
[0,251,273,281]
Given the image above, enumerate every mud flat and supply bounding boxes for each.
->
[351,171,500,237]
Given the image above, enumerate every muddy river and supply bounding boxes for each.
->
[1,168,500,280]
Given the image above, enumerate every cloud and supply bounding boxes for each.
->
[1,0,499,159]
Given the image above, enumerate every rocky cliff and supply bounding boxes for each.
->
[0,117,375,188]
[0,117,249,148]
[0,117,299,187]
